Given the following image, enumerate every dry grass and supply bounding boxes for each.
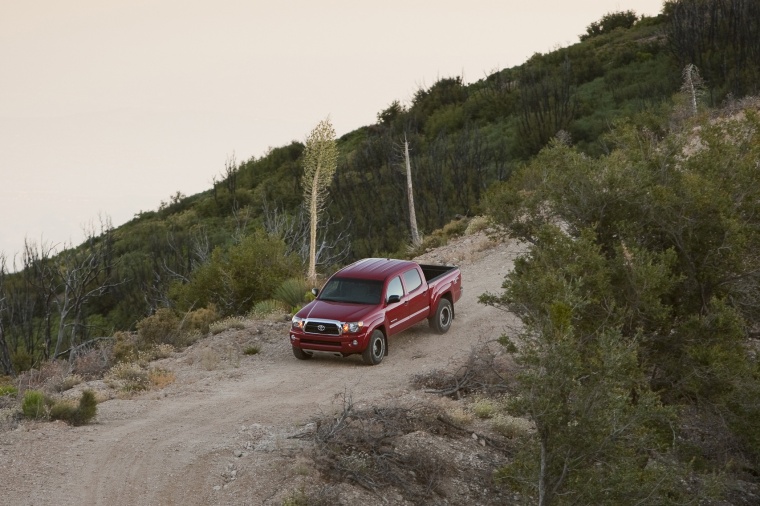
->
[72,345,112,379]
[309,395,481,503]
[465,215,490,235]
[445,406,474,426]
[471,396,497,419]
[209,317,246,335]
[491,414,534,439]
[199,349,221,370]
[16,360,70,393]
[148,367,176,389]
[53,374,83,392]
[411,344,512,399]
[104,362,150,393]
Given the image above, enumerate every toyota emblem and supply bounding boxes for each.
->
[318,325,326,331]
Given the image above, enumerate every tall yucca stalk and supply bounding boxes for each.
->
[302,118,338,283]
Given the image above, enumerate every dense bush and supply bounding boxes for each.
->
[180,305,218,336]
[137,308,180,347]
[49,390,97,426]
[484,108,760,501]
[274,278,309,311]
[170,231,300,316]
[21,390,50,419]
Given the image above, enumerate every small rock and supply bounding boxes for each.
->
[234,450,243,458]
[471,433,478,440]
[213,485,221,491]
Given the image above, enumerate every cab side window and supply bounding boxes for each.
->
[386,276,403,301]
[402,268,422,293]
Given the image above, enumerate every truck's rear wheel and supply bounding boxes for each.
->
[430,299,453,334]
[362,330,385,365]
[292,346,313,360]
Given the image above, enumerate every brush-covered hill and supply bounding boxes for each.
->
[2,0,759,374]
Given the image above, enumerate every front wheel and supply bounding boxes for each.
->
[292,346,313,360]
[362,330,386,365]
[430,299,453,334]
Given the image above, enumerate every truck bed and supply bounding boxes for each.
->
[419,264,458,284]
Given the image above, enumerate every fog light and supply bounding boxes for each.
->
[352,339,358,346]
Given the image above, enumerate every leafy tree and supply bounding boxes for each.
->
[377,100,405,127]
[515,57,578,156]
[483,227,685,505]
[170,230,300,316]
[581,10,639,41]
[302,118,338,283]
[485,108,760,496]
[666,0,760,101]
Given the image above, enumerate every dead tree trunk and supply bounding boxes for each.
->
[404,134,422,247]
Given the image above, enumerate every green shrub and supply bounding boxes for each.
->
[249,299,286,319]
[471,397,496,419]
[11,348,33,373]
[50,390,97,426]
[22,390,49,419]
[244,345,261,356]
[441,216,468,238]
[274,278,309,309]
[137,308,180,347]
[181,305,219,336]
[170,231,300,316]
[49,401,76,422]
[0,385,17,397]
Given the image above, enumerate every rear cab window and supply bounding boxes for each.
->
[402,268,422,293]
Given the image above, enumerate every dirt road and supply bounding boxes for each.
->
[0,233,522,505]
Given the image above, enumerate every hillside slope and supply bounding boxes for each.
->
[0,233,524,505]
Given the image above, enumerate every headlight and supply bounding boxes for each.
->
[291,316,304,330]
[342,321,364,333]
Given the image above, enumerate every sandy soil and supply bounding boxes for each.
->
[0,232,524,505]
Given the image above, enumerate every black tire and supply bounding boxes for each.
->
[362,330,386,366]
[292,346,313,360]
[430,299,453,334]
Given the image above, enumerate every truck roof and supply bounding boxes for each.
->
[335,258,418,282]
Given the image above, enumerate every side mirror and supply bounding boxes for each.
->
[387,294,401,304]
[311,288,319,297]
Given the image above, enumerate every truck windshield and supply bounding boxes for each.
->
[319,277,383,305]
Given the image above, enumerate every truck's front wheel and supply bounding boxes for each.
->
[430,299,453,334]
[292,346,313,360]
[362,330,386,365]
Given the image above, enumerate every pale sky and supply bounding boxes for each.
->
[0,0,665,263]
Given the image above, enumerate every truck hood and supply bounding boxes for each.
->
[298,300,378,323]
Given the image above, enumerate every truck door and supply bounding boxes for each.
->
[402,267,429,326]
[385,275,408,334]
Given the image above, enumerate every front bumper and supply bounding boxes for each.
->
[289,325,370,355]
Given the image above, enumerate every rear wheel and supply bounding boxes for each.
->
[430,299,453,334]
[362,330,386,365]
[292,346,313,360]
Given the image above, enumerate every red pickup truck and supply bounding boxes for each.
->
[289,258,462,365]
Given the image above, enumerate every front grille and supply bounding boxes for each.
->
[304,321,341,336]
